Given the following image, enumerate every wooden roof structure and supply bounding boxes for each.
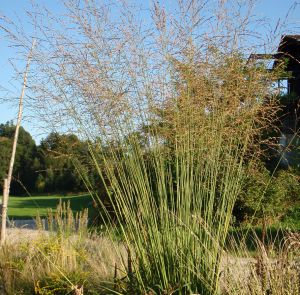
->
[249,35,300,96]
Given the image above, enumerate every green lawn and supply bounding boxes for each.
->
[5,194,95,219]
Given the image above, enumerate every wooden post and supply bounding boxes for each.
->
[0,39,35,244]
[0,179,8,244]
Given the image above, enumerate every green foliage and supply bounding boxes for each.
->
[0,135,12,181]
[0,123,99,195]
[38,132,85,193]
[0,121,39,194]
[238,163,300,224]
[282,206,300,229]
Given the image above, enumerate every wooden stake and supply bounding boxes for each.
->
[0,40,35,244]
[0,179,8,244]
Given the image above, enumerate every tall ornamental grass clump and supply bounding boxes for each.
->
[86,54,277,294]
[1,1,283,293]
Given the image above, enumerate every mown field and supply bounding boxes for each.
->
[6,194,300,230]
[6,194,94,219]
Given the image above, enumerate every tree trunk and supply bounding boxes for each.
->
[0,40,35,245]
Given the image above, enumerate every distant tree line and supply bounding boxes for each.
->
[0,121,92,195]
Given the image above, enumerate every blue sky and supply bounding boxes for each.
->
[0,0,63,142]
[0,0,299,143]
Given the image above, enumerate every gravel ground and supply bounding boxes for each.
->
[6,227,48,243]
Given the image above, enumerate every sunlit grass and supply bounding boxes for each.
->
[6,194,93,218]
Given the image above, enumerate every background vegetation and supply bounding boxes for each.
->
[0,122,94,195]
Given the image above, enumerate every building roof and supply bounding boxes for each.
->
[274,35,300,70]
[277,35,300,52]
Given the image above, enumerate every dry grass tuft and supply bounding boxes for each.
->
[221,232,300,295]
